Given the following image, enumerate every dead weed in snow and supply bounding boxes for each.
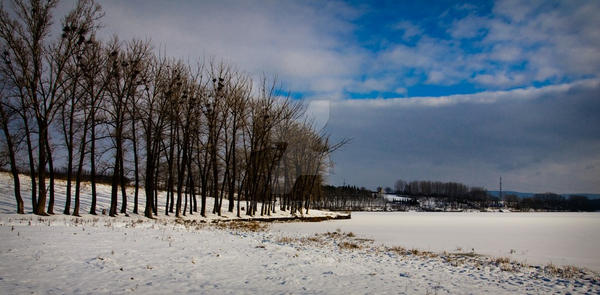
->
[214,221,270,232]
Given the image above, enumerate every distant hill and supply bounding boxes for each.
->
[488,191,600,200]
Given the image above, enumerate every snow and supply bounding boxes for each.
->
[273,211,600,272]
[1,215,599,294]
[382,194,412,202]
[1,173,599,294]
[0,172,344,221]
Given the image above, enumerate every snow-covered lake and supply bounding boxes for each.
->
[273,211,600,271]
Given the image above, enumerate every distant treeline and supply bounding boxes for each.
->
[393,179,494,207]
[317,185,385,210]
[504,193,600,212]
[318,180,600,212]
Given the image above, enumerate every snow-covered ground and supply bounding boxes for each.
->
[0,172,344,221]
[1,173,599,294]
[1,215,599,294]
[273,211,600,272]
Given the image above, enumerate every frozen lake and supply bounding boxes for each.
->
[273,212,600,271]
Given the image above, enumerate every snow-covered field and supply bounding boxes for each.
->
[1,215,599,294]
[1,173,599,294]
[273,211,600,272]
[0,172,344,221]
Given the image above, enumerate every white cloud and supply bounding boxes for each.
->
[73,0,368,99]
[394,87,407,96]
[393,21,423,41]
[54,0,600,95]
[472,72,528,87]
[378,36,473,86]
[331,79,599,108]
[448,15,487,39]
[482,0,600,84]
[345,76,397,94]
[489,44,522,62]
[375,0,600,89]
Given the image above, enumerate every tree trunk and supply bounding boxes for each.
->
[187,166,195,215]
[110,155,119,216]
[166,125,175,213]
[175,125,183,217]
[63,98,76,215]
[211,132,220,216]
[0,108,24,214]
[144,151,155,218]
[119,146,128,215]
[110,125,122,216]
[35,121,48,216]
[73,116,89,217]
[228,125,237,212]
[131,116,139,214]
[89,111,97,215]
[23,116,37,211]
[153,159,159,214]
[46,139,55,215]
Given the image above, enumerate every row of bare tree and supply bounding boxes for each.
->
[0,0,345,218]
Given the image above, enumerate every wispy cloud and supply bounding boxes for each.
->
[373,0,600,91]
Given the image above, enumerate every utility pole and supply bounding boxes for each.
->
[499,177,503,200]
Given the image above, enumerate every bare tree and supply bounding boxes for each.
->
[103,38,150,216]
[139,55,174,218]
[1,1,349,219]
[0,0,103,215]
[70,34,106,216]
[57,1,103,215]
[0,76,24,213]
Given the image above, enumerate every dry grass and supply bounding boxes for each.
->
[450,252,481,258]
[126,219,145,228]
[277,236,295,244]
[276,234,329,247]
[324,231,342,238]
[299,235,326,246]
[338,241,360,250]
[408,248,437,258]
[544,263,581,279]
[275,230,370,251]
[174,218,207,231]
[492,257,511,264]
[214,221,269,232]
[305,235,322,242]
[388,246,407,255]
[490,257,516,272]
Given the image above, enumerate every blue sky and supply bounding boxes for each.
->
[73,0,599,101]
[344,0,495,98]
[338,0,595,98]
[56,0,600,193]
